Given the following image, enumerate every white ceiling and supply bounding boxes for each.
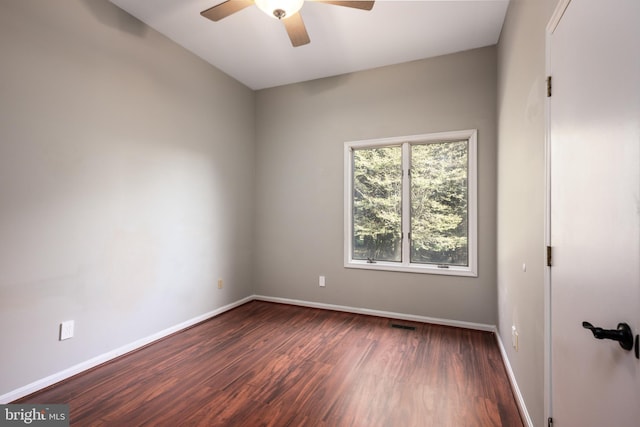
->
[109,0,509,90]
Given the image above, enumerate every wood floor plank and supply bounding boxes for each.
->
[16,301,523,426]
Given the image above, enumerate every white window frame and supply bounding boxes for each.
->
[344,129,478,277]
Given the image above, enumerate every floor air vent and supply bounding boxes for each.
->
[391,323,416,331]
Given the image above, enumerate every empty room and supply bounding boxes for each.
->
[1,0,638,426]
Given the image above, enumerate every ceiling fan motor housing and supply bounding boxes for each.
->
[255,0,304,20]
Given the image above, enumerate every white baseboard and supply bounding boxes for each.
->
[253,294,496,332]
[3,291,530,427]
[494,332,534,427]
[0,296,253,404]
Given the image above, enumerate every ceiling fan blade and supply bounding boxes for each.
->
[282,12,310,47]
[312,0,375,11]
[201,0,254,22]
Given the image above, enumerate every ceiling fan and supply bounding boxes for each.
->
[200,0,375,47]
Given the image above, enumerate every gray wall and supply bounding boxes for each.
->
[254,47,497,325]
[496,0,558,425]
[0,0,255,396]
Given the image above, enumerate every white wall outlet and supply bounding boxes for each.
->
[60,320,74,341]
[511,325,519,351]
[218,279,223,289]
[319,276,325,287]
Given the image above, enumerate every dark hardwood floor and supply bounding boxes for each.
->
[17,301,523,426]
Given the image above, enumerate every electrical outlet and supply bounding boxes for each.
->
[60,320,74,341]
[319,276,325,287]
[218,279,223,289]
[512,325,519,351]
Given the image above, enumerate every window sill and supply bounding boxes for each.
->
[345,260,477,277]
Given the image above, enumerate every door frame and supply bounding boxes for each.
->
[544,0,573,423]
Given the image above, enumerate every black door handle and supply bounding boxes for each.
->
[582,321,634,351]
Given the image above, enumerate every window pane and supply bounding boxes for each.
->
[410,141,468,266]
[352,146,402,262]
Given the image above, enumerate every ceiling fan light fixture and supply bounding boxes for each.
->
[254,0,304,19]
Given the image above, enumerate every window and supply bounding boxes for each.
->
[344,130,477,276]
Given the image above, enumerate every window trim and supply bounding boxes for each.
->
[344,129,478,277]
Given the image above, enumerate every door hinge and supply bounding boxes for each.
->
[546,246,553,267]
[547,75,552,97]
[548,417,554,427]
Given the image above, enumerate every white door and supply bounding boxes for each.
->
[549,0,640,426]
